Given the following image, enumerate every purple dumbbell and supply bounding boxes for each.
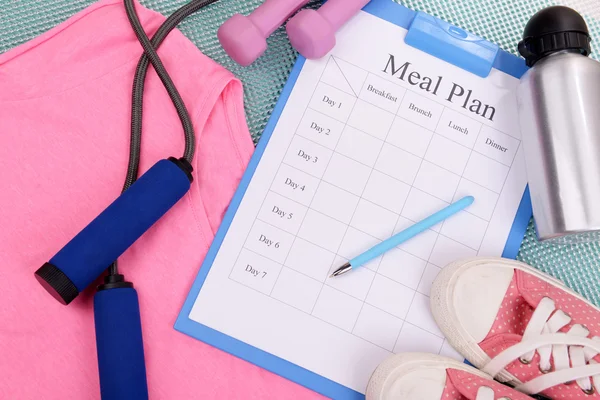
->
[218,0,311,66]
[287,0,371,60]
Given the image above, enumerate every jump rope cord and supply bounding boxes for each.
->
[109,0,219,276]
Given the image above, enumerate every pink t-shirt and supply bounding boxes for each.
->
[0,1,320,398]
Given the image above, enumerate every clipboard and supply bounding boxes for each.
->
[176,1,533,398]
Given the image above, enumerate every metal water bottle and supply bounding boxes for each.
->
[517,6,600,243]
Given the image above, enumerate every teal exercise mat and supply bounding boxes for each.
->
[2,0,600,305]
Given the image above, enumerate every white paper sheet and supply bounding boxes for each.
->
[188,11,527,393]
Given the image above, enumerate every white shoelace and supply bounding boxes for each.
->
[476,386,511,400]
[482,297,600,395]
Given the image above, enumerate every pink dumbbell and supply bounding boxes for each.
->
[218,0,311,66]
[287,0,371,60]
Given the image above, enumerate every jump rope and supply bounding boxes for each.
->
[34,0,219,398]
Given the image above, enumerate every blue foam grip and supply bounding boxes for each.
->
[94,287,149,400]
[50,159,190,292]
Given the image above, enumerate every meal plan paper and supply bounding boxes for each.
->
[182,11,528,394]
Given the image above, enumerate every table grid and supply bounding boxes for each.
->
[228,55,521,356]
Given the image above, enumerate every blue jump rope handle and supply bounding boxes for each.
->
[94,287,149,400]
[35,158,192,304]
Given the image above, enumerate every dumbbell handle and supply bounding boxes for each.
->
[250,0,310,36]
[319,0,371,30]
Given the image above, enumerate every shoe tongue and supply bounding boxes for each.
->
[515,269,552,309]
[491,269,555,338]
[481,271,537,339]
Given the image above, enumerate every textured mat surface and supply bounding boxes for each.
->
[2,0,600,305]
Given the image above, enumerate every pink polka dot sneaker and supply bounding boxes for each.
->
[431,257,600,399]
[366,352,533,399]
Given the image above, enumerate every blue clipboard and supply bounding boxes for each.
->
[176,1,532,398]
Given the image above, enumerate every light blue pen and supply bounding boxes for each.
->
[330,196,475,278]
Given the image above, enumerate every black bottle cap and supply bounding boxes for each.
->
[35,263,80,305]
[168,157,194,183]
[518,6,591,67]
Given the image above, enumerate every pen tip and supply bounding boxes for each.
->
[330,262,352,278]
